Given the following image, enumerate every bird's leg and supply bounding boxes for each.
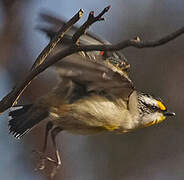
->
[33,123,62,178]
[33,121,54,170]
[50,127,63,178]
[43,121,53,152]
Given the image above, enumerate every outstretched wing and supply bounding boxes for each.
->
[38,12,110,45]
[38,12,134,101]
[38,12,128,65]
[56,55,134,100]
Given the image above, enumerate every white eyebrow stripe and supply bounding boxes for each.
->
[140,96,158,107]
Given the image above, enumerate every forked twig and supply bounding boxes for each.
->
[72,6,110,43]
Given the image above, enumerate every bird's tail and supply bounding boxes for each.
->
[9,104,48,138]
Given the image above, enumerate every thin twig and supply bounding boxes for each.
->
[72,6,110,43]
[0,14,184,113]
[31,9,83,70]
[0,9,83,113]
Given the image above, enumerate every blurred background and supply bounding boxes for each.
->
[0,0,184,179]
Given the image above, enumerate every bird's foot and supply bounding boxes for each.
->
[32,150,61,178]
[32,150,57,170]
[50,163,61,179]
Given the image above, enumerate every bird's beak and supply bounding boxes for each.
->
[163,111,176,117]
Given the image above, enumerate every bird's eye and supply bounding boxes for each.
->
[152,106,158,110]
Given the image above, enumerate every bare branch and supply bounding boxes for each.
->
[31,9,83,70]
[0,9,83,113]
[72,6,110,43]
[0,9,183,114]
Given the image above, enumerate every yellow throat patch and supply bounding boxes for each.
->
[145,115,166,127]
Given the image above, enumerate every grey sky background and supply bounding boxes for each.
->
[0,0,184,179]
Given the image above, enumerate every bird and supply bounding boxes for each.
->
[8,12,175,176]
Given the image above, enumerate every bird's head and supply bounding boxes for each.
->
[137,93,175,127]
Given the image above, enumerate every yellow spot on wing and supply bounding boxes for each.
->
[157,101,166,111]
